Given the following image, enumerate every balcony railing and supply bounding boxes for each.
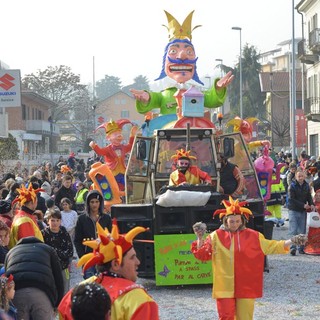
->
[305,98,320,122]
[26,120,60,136]
[309,28,320,52]
[297,39,318,64]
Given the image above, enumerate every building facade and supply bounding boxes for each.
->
[297,0,320,158]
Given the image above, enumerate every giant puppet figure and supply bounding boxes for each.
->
[130,11,233,120]
[89,119,138,191]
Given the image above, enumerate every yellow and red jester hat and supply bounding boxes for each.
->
[60,165,72,174]
[213,196,253,220]
[77,218,148,272]
[12,184,43,206]
[171,149,197,161]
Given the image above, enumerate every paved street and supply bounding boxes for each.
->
[69,208,320,319]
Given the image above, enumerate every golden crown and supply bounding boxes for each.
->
[105,120,121,135]
[163,10,201,41]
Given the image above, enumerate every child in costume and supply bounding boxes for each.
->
[0,274,17,320]
[191,196,307,319]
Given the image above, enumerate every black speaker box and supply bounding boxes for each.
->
[111,204,153,221]
[154,205,189,234]
[111,204,155,277]
[189,205,221,232]
[134,241,154,278]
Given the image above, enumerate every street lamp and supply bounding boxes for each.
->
[290,0,296,160]
[232,26,243,118]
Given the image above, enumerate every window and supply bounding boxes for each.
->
[22,104,26,120]
[310,134,319,158]
[121,110,129,118]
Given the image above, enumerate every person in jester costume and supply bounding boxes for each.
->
[169,148,212,186]
[58,218,159,320]
[9,184,44,248]
[191,196,308,320]
[130,10,233,116]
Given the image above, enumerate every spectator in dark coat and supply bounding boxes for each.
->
[54,175,76,211]
[31,182,47,215]
[0,220,10,267]
[42,208,73,294]
[74,190,112,279]
[288,168,314,255]
[0,200,13,228]
[5,236,64,320]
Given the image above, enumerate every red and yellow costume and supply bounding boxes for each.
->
[58,219,159,320]
[169,149,211,186]
[58,275,158,320]
[169,165,211,186]
[191,197,288,319]
[9,184,44,248]
[9,209,44,248]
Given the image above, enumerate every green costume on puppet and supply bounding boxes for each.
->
[131,10,233,117]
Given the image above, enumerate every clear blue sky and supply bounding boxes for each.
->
[3,0,301,87]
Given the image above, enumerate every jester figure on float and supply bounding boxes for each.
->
[130,10,234,134]
[225,117,271,171]
[88,120,138,211]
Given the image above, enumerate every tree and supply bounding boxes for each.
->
[122,75,150,95]
[227,44,266,119]
[22,65,88,122]
[0,134,19,160]
[22,65,96,151]
[270,105,290,147]
[95,75,122,101]
[69,87,96,151]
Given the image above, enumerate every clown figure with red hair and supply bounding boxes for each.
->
[191,196,308,320]
[169,149,212,186]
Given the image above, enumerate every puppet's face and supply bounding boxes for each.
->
[107,130,123,146]
[165,42,196,84]
[242,132,252,143]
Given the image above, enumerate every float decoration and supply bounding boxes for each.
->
[254,145,286,201]
[89,119,138,192]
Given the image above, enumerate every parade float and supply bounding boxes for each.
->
[90,10,266,286]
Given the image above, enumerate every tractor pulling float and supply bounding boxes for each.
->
[109,124,265,286]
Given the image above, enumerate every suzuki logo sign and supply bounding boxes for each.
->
[0,73,15,91]
[0,70,21,107]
